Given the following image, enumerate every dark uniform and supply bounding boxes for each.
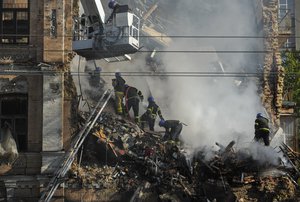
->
[161,120,183,141]
[140,100,164,131]
[124,85,144,123]
[112,74,125,115]
[107,2,130,23]
[254,116,270,146]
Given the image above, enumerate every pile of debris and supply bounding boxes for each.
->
[66,112,300,201]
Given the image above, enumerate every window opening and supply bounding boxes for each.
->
[0,0,29,44]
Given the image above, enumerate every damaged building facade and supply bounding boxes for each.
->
[0,0,75,201]
[258,0,300,152]
[277,0,300,151]
[256,0,299,151]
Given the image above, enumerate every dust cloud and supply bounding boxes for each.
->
[148,0,265,149]
[71,0,283,163]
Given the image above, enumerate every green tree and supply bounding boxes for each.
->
[282,51,300,113]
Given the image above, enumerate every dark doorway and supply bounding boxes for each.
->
[0,94,28,151]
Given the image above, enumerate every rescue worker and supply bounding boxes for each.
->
[140,96,164,131]
[107,0,130,23]
[108,0,118,9]
[254,113,270,146]
[159,120,183,142]
[107,0,119,23]
[112,72,125,115]
[124,84,144,123]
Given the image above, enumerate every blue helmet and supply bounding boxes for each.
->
[95,66,102,72]
[159,119,165,127]
[256,113,263,118]
[148,96,154,102]
[115,72,121,77]
[108,0,117,9]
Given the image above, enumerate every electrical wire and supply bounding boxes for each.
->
[0,70,296,78]
[1,34,300,39]
[0,49,283,53]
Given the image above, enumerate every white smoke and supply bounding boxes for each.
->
[71,0,285,163]
[145,0,288,165]
[146,0,265,149]
[239,142,282,166]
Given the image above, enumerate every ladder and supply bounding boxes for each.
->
[39,89,113,202]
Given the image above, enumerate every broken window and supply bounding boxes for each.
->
[0,94,28,151]
[0,0,29,44]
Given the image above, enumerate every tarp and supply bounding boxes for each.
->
[0,126,18,164]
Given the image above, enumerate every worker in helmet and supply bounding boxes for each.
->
[107,0,119,23]
[140,96,164,131]
[254,113,270,146]
[159,120,183,142]
[107,0,130,23]
[108,0,118,9]
[112,72,126,115]
[124,84,144,123]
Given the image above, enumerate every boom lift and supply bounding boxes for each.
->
[73,0,140,60]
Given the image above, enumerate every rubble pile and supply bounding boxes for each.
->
[192,142,299,201]
[257,176,296,200]
[65,112,300,201]
[232,175,296,201]
[68,112,194,200]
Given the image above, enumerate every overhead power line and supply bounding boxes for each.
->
[0,49,278,53]
[1,34,300,39]
[0,70,296,78]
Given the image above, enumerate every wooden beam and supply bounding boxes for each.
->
[143,3,158,21]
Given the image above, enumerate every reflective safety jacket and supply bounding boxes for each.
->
[255,116,270,133]
[146,101,163,120]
